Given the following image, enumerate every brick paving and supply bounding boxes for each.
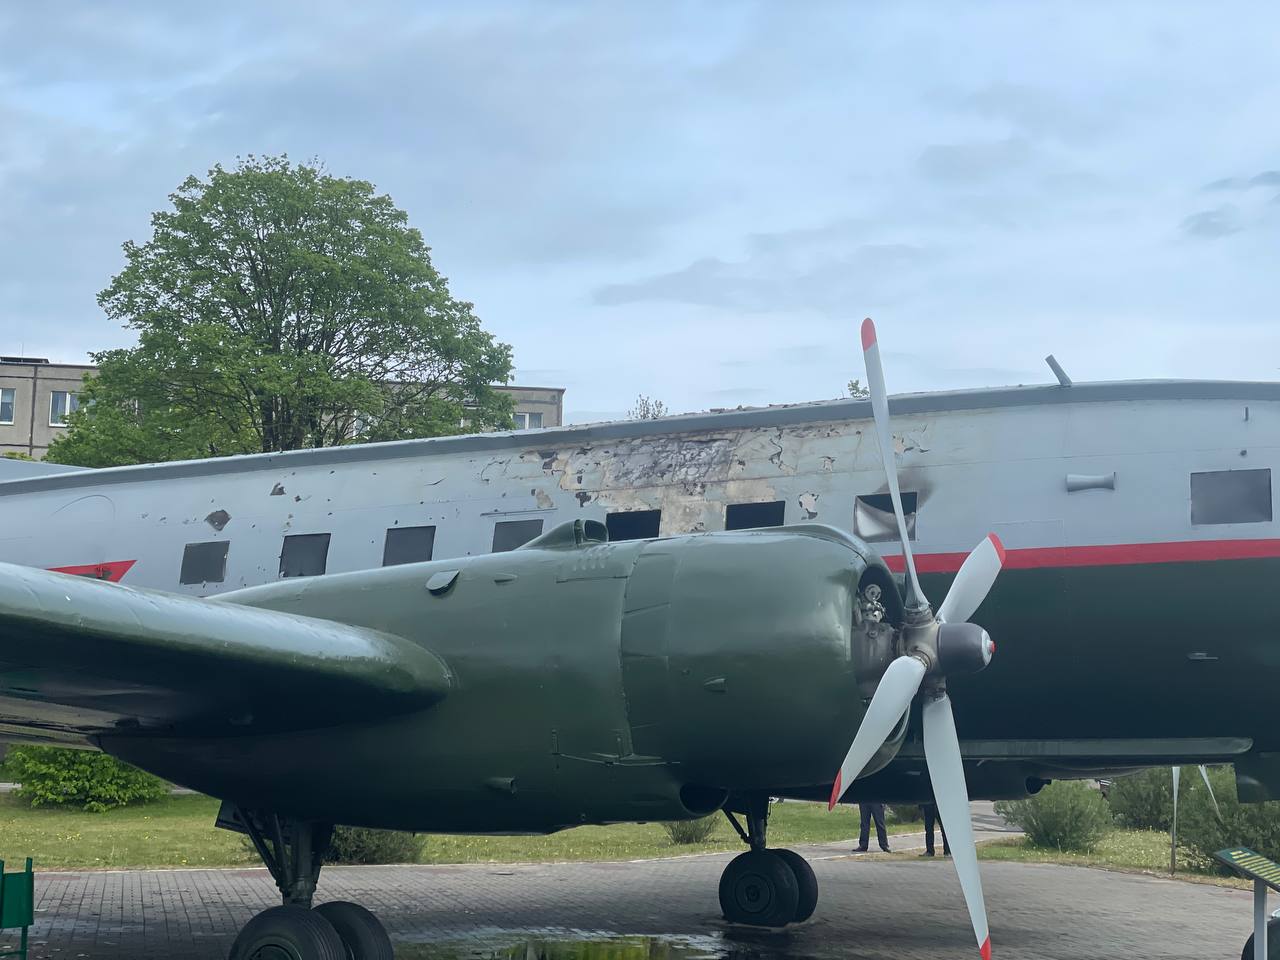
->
[12,822,1262,959]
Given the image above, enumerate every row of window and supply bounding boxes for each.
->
[177,500,795,586]
[172,468,1272,586]
[0,388,78,427]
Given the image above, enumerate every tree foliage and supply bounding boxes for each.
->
[1176,765,1280,872]
[662,816,718,845]
[325,826,424,864]
[48,155,513,467]
[995,781,1113,852]
[1108,767,1188,832]
[7,746,168,812]
[627,395,668,420]
[847,378,870,399]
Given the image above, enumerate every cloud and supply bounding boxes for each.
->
[916,138,1033,184]
[593,240,930,316]
[1204,170,1280,191]
[1181,206,1243,238]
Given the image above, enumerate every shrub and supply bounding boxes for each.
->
[7,746,168,812]
[662,816,719,845]
[887,804,923,823]
[1177,765,1280,872]
[1108,768,1188,831]
[995,781,1112,852]
[325,827,424,864]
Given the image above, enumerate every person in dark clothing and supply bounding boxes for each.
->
[921,801,950,856]
[855,802,890,852]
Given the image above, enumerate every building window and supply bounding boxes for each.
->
[606,509,661,541]
[49,390,78,427]
[492,518,544,552]
[279,533,331,578]
[383,525,436,566]
[0,388,13,425]
[1190,469,1272,525]
[514,412,544,430]
[180,541,229,585]
[854,492,918,542]
[725,500,786,530]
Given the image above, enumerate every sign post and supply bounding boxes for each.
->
[1215,848,1280,960]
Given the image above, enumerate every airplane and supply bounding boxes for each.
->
[0,318,1275,959]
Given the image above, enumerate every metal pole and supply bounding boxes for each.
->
[1255,879,1267,960]
[1170,766,1180,875]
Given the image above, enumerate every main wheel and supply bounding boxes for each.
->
[315,901,394,960]
[228,905,346,960]
[773,848,819,923]
[718,850,800,928]
[1241,917,1280,960]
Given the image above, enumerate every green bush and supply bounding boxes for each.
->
[1108,768,1189,831]
[325,827,424,864]
[662,816,719,845]
[7,746,168,812]
[887,804,923,823]
[1177,765,1280,872]
[995,781,1112,852]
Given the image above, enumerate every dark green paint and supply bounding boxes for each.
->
[1,520,1277,834]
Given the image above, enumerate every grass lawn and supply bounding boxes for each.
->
[0,794,919,871]
[977,829,1244,887]
[0,793,254,870]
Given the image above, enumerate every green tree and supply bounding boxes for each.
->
[847,378,870,399]
[48,155,513,467]
[627,395,668,420]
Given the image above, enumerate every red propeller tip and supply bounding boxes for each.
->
[987,532,1006,565]
[827,771,843,811]
[860,317,877,350]
[979,937,992,960]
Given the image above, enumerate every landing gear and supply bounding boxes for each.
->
[219,804,393,960]
[719,795,819,926]
[1242,917,1280,960]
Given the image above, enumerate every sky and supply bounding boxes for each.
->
[2,3,1278,423]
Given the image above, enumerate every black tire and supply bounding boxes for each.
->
[718,849,800,928]
[228,905,346,960]
[315,901,394,960]
[1241,917,1280,960]
[773,848,819,923]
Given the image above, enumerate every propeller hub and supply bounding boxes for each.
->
[936,622,996,676]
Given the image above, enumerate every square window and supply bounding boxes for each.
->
[725,500,786,530]
[383,525,436,566]
[49,390,78,427]
[1190,469,1272,525]
[180,541,229,585]
[279,533,331,578]
[0,388,13,425]
[854,492,918,542]
[492,518,544,552]
[606,509,661,541]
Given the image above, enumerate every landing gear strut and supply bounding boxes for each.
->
[218,804,394,960]
[719,795,818,927]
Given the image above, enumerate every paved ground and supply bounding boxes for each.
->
[11,811,1262,959]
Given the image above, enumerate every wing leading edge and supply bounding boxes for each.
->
[0,561,451,743]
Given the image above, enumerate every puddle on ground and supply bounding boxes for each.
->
[394,930,788,960]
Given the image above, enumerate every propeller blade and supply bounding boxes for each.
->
[861,317,927,607]
[937,533,1007,625]
[827,655,926,810]
[923,692,991,960]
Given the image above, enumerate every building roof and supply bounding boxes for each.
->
[3,379,1278,495]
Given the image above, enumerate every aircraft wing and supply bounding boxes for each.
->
[0,560,451,744]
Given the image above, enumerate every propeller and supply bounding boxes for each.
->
[828,317,1002,960]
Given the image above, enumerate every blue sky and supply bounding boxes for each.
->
[2,2,1278,422]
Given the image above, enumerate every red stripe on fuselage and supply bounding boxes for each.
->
[881,538,1280,574]
[47,560,137,583]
